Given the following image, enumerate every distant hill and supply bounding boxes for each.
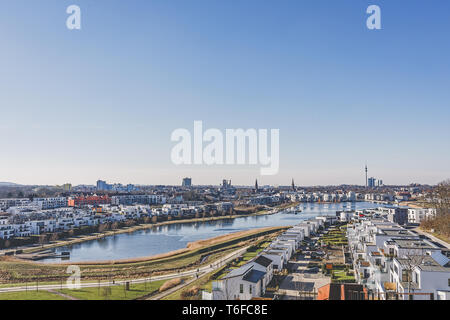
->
[0,182,22,187]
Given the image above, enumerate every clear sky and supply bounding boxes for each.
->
[0,0,449,186]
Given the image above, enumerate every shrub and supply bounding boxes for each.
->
[180,286,200,299]
[159,278,182,292]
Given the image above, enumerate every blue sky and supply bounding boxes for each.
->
[0,0,449,186]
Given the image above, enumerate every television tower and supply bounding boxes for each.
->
[365,163,368,188]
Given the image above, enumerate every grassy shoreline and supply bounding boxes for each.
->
[0,226,287,285]
[13,202,298,256]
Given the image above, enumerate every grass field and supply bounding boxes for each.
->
[332,269,355,283]
[56,279,168,300]
[0,290,67,300]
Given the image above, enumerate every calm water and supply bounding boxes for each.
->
[41,202,378,263]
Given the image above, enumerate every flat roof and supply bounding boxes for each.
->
[392,239,437,249]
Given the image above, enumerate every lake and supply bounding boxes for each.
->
[41,202,379,263]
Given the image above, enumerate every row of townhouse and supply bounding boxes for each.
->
[0,198,31,210]
[0,208,131,239]
[0,200,233,240]
[348,206,436,226]
[364,193,395,202]
[247,196,281,206]
[1,198,68,212]
[347,215,450,300]
[110,195,167,206]
[32,197,68,210]
[289,192,366,203]
[203,216,333,300]
[149,202,233,217]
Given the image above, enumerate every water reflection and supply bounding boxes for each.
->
[41,202,376,263]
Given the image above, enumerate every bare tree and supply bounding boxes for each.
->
[38,234,48,248]
[422,179,450,239]
[98,223,107,233]
[432,179,450,217]
[50,233,59,242]
[399,249,427,299]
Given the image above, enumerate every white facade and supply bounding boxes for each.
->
[407,208,436,224]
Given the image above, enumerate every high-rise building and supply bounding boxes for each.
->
[96,180,111,191]
[222,179,232,189]
[368,177,383,188]
[96,180,106,190]
[182,177,192,187]
[255,179,259,192]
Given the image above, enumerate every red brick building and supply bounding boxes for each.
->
[71,195,111,206]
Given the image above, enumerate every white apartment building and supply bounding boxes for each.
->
[0,198,31,210]
[32,197,67,210]
[407,208,437,224]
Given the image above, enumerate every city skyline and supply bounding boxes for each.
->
[1,1,449,186]
[0,166,437,188]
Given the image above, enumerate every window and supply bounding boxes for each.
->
[401,270,410,283]
[239,284,243,294]
[249,285,252,294]
[414,271,420,284]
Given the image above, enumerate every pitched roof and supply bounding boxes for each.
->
[221,265,253,280]
[242,270,266,283]
[254,255,273,267]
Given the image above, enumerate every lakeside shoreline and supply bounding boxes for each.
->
[47,226,287,266]
[10,202,300,259]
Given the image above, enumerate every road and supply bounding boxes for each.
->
[148,245,249,300]
[0,246,249,296]
[413,227,450,249]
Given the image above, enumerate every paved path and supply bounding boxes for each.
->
[413,228,450,249]
[0,246,249,296]
[149,246,250,300]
